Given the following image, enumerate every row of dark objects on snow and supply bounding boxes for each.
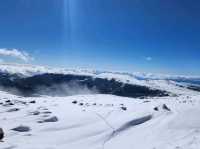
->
[153,104,171,112]
[72,100,127,111]
[72,99,172,112]
[0,99,36,107]
[0,99,36,113]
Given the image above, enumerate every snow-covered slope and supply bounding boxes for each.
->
[0,64,200,149]
[1,91,200,149]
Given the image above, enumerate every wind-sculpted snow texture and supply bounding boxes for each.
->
[0,92,200,149]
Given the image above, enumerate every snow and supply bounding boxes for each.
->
[0,91,200,149]
[0,64,200,149]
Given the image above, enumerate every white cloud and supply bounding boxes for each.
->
[145,57,152,61]
[0,48,33,62]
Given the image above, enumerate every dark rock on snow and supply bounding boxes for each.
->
[3,102,14,107]
[29,100,36,104]
[79,103,84,106]
[0,128,4,140]
[12,126,31,132]
[72,100,77,104]
[154,107,159,111]
[5,100,11,103]
[42,111,52,114]
[121,107,127,111]
[30,111,40,115]
[38,116,58,123]
[7,108,20,112]
[162,104,171,111]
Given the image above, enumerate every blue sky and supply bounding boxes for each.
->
[0,0,199,75]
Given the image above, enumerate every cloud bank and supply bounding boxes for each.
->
[0,48,33,62]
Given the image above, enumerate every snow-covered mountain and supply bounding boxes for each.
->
[0,63,199,97]
[0,63,200,149]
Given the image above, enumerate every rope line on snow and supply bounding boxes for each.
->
[93,111,116,149]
